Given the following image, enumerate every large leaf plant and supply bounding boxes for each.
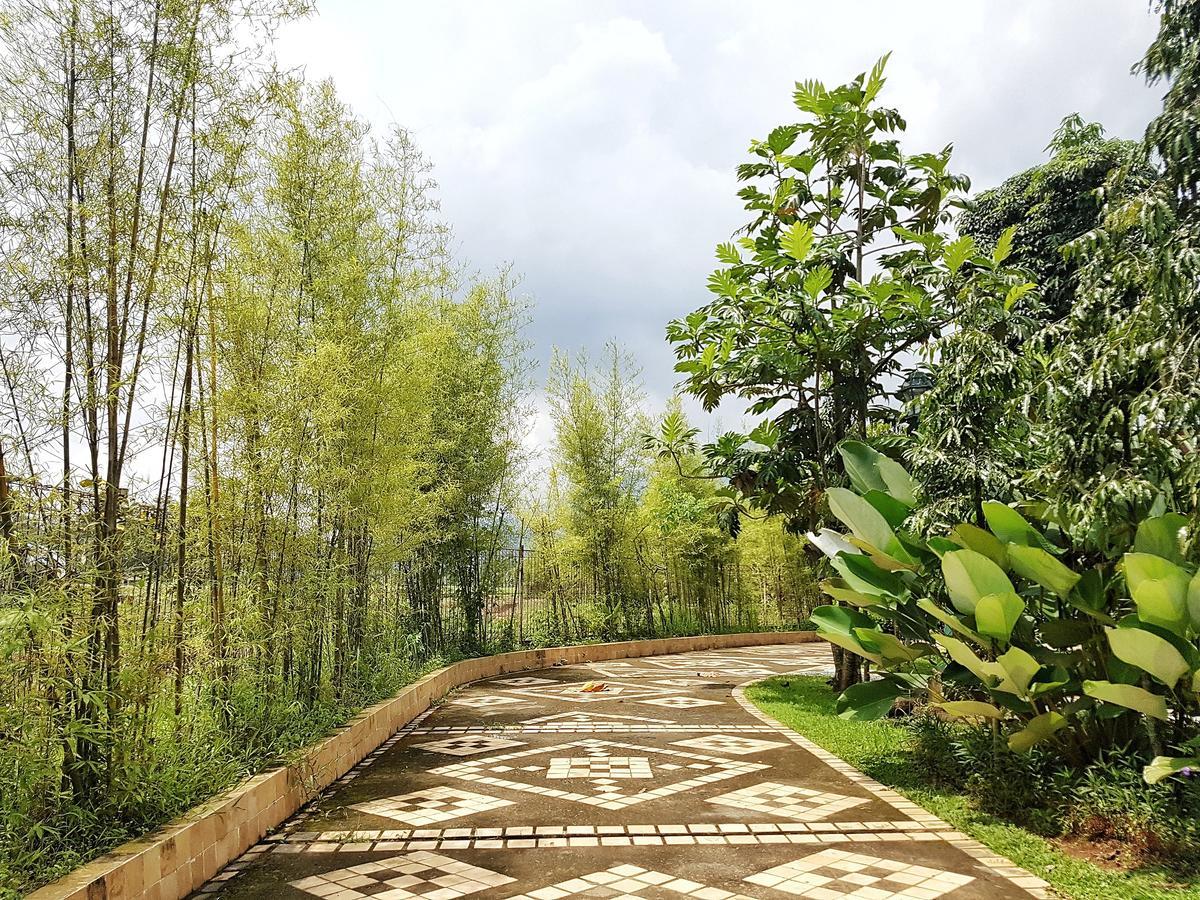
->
[810,441,1200,785]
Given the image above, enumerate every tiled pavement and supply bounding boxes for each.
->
[193,644,1051,899]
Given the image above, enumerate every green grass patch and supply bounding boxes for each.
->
[744,676,1200,900]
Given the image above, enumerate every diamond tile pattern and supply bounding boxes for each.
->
[745,848,974,898]
[670,734,789,756]
[411,736,526,757]
[707,782,869,821]
[290,850,514,899]
[636,696,723,709]
[351,786,513,826]
[506,864,757,900]
[431,737,766,810]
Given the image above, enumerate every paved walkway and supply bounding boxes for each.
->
[195,643,1047,899]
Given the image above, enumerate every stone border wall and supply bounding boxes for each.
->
[31,631,818,900]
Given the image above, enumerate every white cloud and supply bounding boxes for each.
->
[276,1,1163,447]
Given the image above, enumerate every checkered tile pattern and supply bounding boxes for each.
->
[290,850,514,899]
[411,736,526,756]
[707,782,869,821]
[493,676,557,686]
[636,696,723,709]
[505,864,757,900]
[546,756,653,780]
[670,734,788,756]
[745,849,974,898]
[351,786,513,826]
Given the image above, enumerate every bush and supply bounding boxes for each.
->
[811,441,1200,786]
[907,716,1200,869]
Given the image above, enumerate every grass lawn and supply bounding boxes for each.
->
[744,676,1200,900]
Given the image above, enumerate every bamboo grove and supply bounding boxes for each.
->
[0,2,817,890]
[0,0,532,886]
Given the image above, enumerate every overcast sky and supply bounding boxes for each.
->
[275,1,1163,452]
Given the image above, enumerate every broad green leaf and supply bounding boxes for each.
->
[974,592,1025,642]
[941,549,1015,616]
[993,225,1017,264]
[981,502,1056,551]
[1082,680,1169,720]
[948,523,1008,567]
[706,269,738,297]
[1008,711,1067,752]
[836,678,903,721]
[927,537,961,559]
[1004,282,1036,310]
[853,628,930,664]
[917,598,991,648]
[820,630,883,665]
[1143,755,1200,785]
[1134,513,1187,564]
[1008,545,1080,598]
[810,604,876,637]
[832,552,906,598]
[1190,570,1200,633]
[837,441,917,506]
[997,646,1041,696]
[715,242,741,265]
[1105,627,1190,686]
[803,266,833,297]
[1123,552,1191,636]
[932,633,1000,686]
[944,235,974,274]
[821,579,883,608]
[936,700,1004,720]
[827,487,913,564]
[862,490,910,528]
[781,221,814,262]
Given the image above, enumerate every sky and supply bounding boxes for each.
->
[275,1,1163,454]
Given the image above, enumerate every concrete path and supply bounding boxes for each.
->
[195,643,1047,899]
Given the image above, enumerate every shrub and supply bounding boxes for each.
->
[810,441,1200,786]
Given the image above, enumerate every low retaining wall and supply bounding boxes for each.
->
[31,631,818,900]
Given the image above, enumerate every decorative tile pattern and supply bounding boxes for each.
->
[290,850,514,899]
[505,864,757,900]
[522,710,673,726]
[412,736,527,757]
[500,681,677,704]
[447,695,525,709]
[431,737,766,811]
[671,734,789,756]
[351,786,514,826]
[745,848,974,898]
[637,696,724,709]
[199,642,1050,900]
[707,783,869,821]
[546,755,653,781]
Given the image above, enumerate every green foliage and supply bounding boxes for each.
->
[959,116,1153,320]
[667,55,979,528]
[810,441,1200,784]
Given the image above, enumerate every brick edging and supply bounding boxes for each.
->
[30,631,817,900]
